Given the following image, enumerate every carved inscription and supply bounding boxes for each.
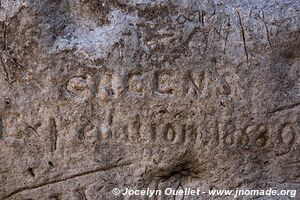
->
[182,70,205,97]
[92,114,299,154]
[275,123,296,155]
[125,70,144,96]
[154,70,175,95]
[66,76,88,96]
[9,111,297,156]
[67,67,233,101]
[1,3,300,200]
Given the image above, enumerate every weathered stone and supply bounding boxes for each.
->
[0,0,299,199]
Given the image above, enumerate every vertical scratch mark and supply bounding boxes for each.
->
[236,10,249,62]
[0,118,3,139]
[223,15,231,54]
[249,9,253,18]
[0,56,12,82]
[50,118,58,152]
[3,24,7,51]
[201,10,205,26]
[261,10,272,48]
[135,114,141,139]
[2,22,7,52]
[223,32,229,54]
[107,108,114,126]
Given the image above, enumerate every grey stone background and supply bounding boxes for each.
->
[0,0,299,199]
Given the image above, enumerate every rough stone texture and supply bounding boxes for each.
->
[0,0,299,199]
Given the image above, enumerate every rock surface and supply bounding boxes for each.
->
[0,0,299,199]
